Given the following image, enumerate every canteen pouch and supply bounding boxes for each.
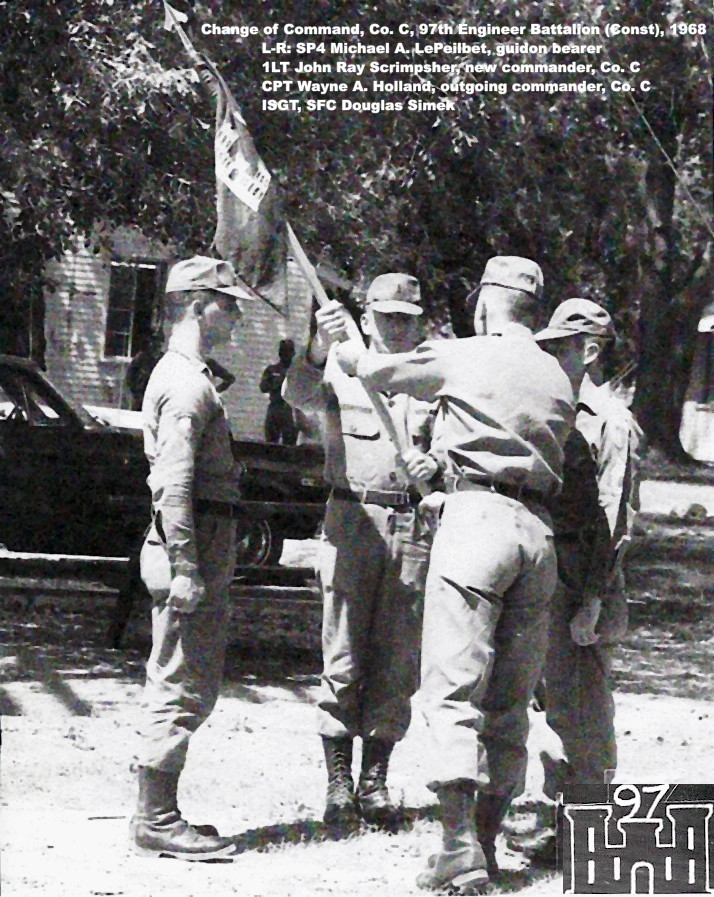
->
[140,521,171,601]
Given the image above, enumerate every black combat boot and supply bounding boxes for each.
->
[130,767,235,860]
[322,736,360,835]
[416,780,490,892]
[357,738,400,832]
[129,767,219,840]
[474,789,514,877]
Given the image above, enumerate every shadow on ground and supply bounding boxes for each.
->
[0,593,322,715]
[615,519,714,700]
[218,800,557,895]
[1,514,712,714]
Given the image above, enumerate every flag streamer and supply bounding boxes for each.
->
[161,2,417,468]
[215,116,271,213]
[163,1,287,314]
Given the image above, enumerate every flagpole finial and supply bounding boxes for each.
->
[163,1,188,32]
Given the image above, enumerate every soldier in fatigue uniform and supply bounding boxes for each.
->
[284,273,440,834]
[534,299,643,802]
[336,257,574,892]
[131,256,248,861]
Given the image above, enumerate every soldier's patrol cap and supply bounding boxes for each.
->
[479,256,544,299]
[363,273,423,315]
[165,256,253,305]
[535,298,616,341]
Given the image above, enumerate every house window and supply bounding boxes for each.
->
[103,260,165,359]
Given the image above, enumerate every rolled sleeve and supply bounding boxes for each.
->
[283,348,328,412]
[595,416,630,539]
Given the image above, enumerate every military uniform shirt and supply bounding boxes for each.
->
[550,374,642,602]
[284,346,434,491]
[352,328,574,499]
[143,350,242,576]
[571,375,643,552]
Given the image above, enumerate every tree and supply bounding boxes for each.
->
[619,3,713,458]
[0,1,216,358]
[0,0,711,457]
[201,0,711,457]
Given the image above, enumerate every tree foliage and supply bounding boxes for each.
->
[0,0,711,454]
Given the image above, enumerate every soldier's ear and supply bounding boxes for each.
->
[583,337,602,367]
[360,311,372,338]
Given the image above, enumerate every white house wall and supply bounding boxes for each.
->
[43,228,315,441]
[211,260,315,440]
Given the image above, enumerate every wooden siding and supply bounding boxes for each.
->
[211,260,315,440]
[43,228,314,440]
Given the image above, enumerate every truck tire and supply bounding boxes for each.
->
[235,517,284,567]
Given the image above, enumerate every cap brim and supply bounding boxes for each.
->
[368,300,423,315]
[165,280,254,302]
[480,281,542,299]
[535,325,615,341]
[213,284,255,301]
[534,327,577,341]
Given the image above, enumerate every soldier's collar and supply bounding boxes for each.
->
[166,348,211,376]
[495,323,536,339]
[578,375,609,415]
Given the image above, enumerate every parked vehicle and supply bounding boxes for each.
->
[0,355,327,567]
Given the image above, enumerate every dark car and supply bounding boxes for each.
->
[0,355,327,566]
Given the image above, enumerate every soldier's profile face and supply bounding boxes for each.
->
[200,291,243,347]
[364,308,421,353]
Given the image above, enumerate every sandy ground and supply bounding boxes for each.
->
[1,482,713,896]
[2,668,713,897]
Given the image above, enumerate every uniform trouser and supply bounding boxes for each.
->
[316,497,431,742]
[419,490,558,794]
[264,400,298,446]
[138,514,237,772]
[543,578,616,791]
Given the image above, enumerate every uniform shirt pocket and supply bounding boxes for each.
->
[339,404,380,439]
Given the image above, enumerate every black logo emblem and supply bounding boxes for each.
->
[559,784,714,894]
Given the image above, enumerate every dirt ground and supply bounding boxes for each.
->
[1,490,713,897]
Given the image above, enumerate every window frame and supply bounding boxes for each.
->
[101,257,167,362]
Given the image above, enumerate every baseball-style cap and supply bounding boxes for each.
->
[362,273,423,315]
[480,256,544,299]
[165,256,253,302]
[535,298,616,341]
